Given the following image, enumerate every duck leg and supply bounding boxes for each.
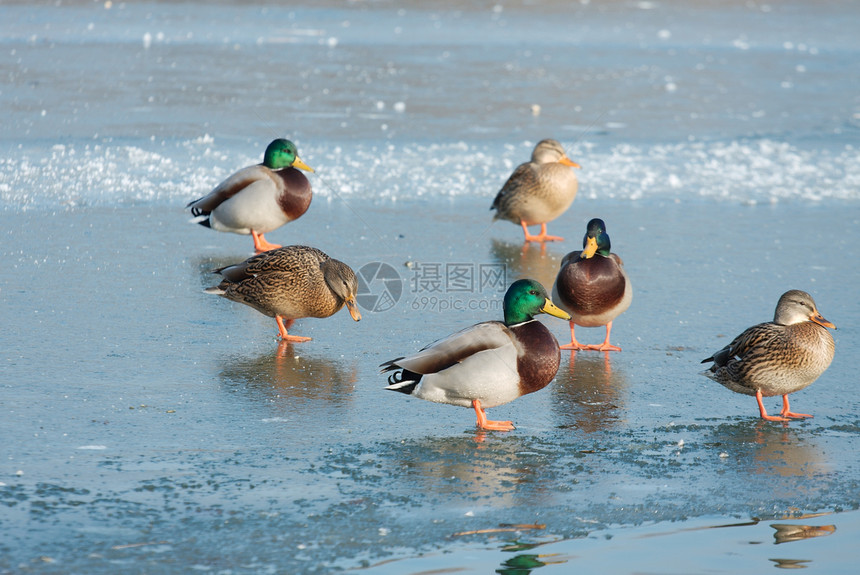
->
[520,221,563,243]
[472,399,514,431]
[755,390,789,422]
[275,316,312,343]
[251,230,282,253]
[585,322,622,352]
[780,395,812,419]
[560,321,590,351]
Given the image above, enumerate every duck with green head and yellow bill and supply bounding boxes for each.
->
[552,218,632,351]
[381,279,570,431]
[490,139,581,243]
[701,289,835,422]
[187,138,315,253]
[205,245,361,343]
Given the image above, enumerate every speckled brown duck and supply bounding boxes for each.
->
[187,139,314,253]
[381,279,570,431]
[490,139,580,243]
[205,245,361,343]
[552,218,632,351]
[701,289,836,421]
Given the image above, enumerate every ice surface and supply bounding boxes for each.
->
[2,1,859,573]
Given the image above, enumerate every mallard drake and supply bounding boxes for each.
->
[187,138,314,253]
[490,139,580,243]
[205,245,361,342]
[552,218,632,351]
[380,279,570,431]
[701,289,836,421]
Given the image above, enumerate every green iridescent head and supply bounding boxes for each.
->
[262,139,314,172]
[581,218,611,259]
[503,279,570,325]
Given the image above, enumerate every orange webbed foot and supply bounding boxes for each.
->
[780,395,812,419]
[584,323,621,352]
[275,316,311,343]
[756,390,789,422]
[279,334,312,343]
[585,343,622,352]
[472,399,515,431]
[251,230,282,253]
[560,322,589,351]
[524,234,564,243]
[560,342,591,351]
[520,222,563,243]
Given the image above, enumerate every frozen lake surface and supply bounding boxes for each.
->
[2,1,859,573]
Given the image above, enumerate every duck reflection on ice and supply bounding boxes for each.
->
[771,521,836,544]
[767,521,836,570]
[389,434,556,506]
[217,340,357,405]
[489,238,563,293]
[496,551,567,575]
[552,352,627,432]
[709,422,831,481]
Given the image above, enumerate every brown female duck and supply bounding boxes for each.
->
[490,139,580,243]
[701,289,836,421]
[205,245,361,342]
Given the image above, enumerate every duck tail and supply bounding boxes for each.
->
[189,214,211,227]
[380,360,421,395]
[384,374,419,396]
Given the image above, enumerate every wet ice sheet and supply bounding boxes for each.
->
[2,0,860,572]
[1,200,859,573]
[371,511,856,574]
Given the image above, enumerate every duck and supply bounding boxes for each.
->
[205,245,361,343]
[490,139,580,243]
[552,218,632,351]
[187,138,314,253]
[701,289,836,422]
[380,279,570,431]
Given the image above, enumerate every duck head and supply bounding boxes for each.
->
[532,139,581,168]
[264,138,315,172]
[580,218,611,259]
[323,259,362,322]
[774,289,835,329]
[503,278,570,325]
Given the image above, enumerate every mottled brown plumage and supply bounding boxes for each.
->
[206,245,361,342]
[491,139,580,242]
[552,218,632,351]
[701,289,836,421]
